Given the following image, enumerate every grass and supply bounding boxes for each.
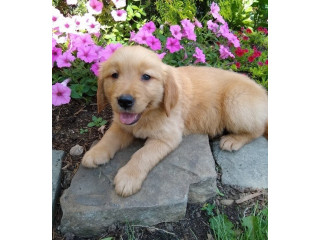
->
[202,202,268,240]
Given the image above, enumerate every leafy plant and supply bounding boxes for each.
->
[202,202,268,240]
[216,0,253,30]
[87,115,107,128]
[154,0,199,25]
[79,128,88,134]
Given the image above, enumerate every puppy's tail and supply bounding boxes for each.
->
[263,121,268,140]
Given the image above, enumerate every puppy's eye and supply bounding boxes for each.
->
[111,73,119,79]
[141,74,151,81]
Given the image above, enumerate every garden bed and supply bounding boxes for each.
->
[52,99,267,240]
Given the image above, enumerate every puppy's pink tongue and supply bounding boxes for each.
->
[119,112,140,125]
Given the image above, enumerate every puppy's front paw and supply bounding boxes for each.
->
[220,135,244,152]
[81,148,110,168]
[114,165,146,197]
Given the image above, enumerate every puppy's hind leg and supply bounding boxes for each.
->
[220,83,268,152]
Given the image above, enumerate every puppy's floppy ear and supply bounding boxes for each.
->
[163,67,179,117]
[97,69,108,113]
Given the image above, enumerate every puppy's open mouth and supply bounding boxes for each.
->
[119,112,141,125]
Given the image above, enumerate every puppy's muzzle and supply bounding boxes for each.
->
[117,95,135,110]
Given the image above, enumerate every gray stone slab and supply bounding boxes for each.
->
[60,134,217,237]
[212,137,268,189]
[53,150,64,214]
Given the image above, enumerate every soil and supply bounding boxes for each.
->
[52,99,268,240]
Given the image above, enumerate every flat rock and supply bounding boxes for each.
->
[60,134,217,237]
[52,150,64,214]
[212,137,268,190]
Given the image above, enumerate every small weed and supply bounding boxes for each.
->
[79,128,88,134]
[87,115,108,128]
[125,222,136,240]
[202,202,268,240]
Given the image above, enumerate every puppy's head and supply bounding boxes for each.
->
[97,45,178,126]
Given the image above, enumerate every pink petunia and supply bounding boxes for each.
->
[132,29,152,45]
[111,0,126,9]
[166,37,182,53]
[52,79,71,106]
[194,18,202,28]
[142,21,156,33]
[99,43,122,62]
[90,62,100,76]
[86,0,103,15]
[73,34,94,50]
[170,25,182,40]
[111,9,127,22]
[219,45,234,59]
[157,52,166,60]
[56,51,76,68]
[258,61,263,66]
[52,38,57,47]
[52,47,62,66]
[129,31,136,42]
[210,2,220,15]
[207,20,219,33]
[146,36,161,51]
[77,45,98,63]
[181,19,196,41]
[193,47,206,64]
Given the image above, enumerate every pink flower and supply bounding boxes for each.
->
[66,0,77,5]
[181,19,196,41]
[265,59,268,65]
[52,47,62,66]
[210,2,220,15]
[219,45,234,59]
[111,0,126,9]
[207,20,219,33]
[56,51,76,68]
[52,38,57,47]
[166,37,182,53]
[227,33,240,48]
[193,47,206,64]
[111,9,127,22]
[236,62,241,68]
[86,0,103,15]
[142,21,156,33]
[194,18,202,28]
[99,43,122,62]
[258,61,263,66]
[157,52,166,60]
[170,25,182,40]
[146,36,161,51]
[73,34,94,50]
[52,79,71,106]
[90,62,100,76]
[132,29,152,45]
[77,45,98,63]
[129,31,136,42]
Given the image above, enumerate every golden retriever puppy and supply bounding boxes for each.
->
[82,45,268,197]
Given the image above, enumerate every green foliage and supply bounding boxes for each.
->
[216,0,253,30]
[202,202,268,240]
[52,59,97,102]
[87,115,107,128]
[79,128,88,134]
[98,0,148,44]
[240,205,268,240]
[251,0,268,28]
[154,0,200,25]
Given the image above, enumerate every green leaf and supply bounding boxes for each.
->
[242,216,259,240]
[92,116,98,122]
[87,122,95,127]
[100,120,107,125]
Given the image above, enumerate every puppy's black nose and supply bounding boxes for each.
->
[117,95,135,110]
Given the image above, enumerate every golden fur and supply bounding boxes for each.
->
[82,46,268,197]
